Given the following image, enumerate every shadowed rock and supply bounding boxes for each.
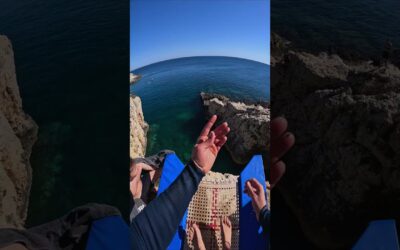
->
[272,33,400,249]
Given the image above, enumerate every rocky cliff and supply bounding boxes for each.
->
[0,36,38,228]
[201,92,270,165]
[272,34,400,249]
[130,74,148,159]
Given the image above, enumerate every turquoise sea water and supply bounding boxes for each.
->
[131,56,269,174]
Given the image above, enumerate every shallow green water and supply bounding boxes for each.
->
[131,56,270,174]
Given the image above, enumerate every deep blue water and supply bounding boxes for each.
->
[0,0,129,225]
[131,56,269,174]
[272,0,400,58]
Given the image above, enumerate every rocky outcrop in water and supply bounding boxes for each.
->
[272,33,400,249]
[130,74,148,159]
[0,36,38,228]
[201,92,270,165]
[130,73,141,84]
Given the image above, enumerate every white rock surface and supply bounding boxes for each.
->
[201,92,270,165]
[130,74,148,159]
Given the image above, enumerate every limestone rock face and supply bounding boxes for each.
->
[130,73,141,84]
[201,92,270,165]
[130,75,148,159]
[0,36,38,228]
[272,33,400,249]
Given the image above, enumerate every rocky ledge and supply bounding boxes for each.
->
[130,74,148,159]
[200,92,270,165]
[130,73,141,84]
[272,33,400,249]
[0,36,38,228]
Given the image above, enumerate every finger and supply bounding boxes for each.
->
[216,136,227,150]
[197,135,208,144]
[130,170,134,181]
[249,178,264,193]
[245,181,256,198]
[271,132,295,163]
[207,131,216,145]
[271,117,288,140]
[213,122,229,137]
[270,160,286,188]
[132,172,141,184]
[246,180,258,193]
[199,115,217,138]
[130,180,138,192]
[215,126,229,144]
[130,164,140,179]
[140,163,156,171]
[135,164,143,177]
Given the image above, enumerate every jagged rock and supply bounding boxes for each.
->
[0,36,38,228]
[272,33,400,249]
[201,92,270,165]
[130,75,148,159]
[130,73,141,85]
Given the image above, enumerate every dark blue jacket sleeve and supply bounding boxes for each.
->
[259,205,270,235]
[131,161,204,250]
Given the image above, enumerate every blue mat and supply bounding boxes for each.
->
[353,220,399,250]
[86,215,130,250]
[239,155,268,250]
[157,153,187,250]
[158,154,268,250]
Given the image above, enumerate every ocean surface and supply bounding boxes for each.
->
[0,0,129,226]
[272,0,400,59]
[0,0,397,244]
[131,57,270,175]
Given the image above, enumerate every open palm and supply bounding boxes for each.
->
[192,115,230,174]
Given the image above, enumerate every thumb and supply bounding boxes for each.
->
[251,178,264,193]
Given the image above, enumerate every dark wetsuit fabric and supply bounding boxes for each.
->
[131,161,204,250]
[140,171,152,204]
[259,205,270,235]
[130,198,147,222]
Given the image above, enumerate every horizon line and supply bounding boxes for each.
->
[130,55,269,71]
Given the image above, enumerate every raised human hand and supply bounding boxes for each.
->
[192,115,230,174]
[244,178,267,222]
[270,117,295,188]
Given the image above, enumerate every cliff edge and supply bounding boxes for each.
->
[201,92,270,165]
[130,74,148,159]
[0,36,38,228]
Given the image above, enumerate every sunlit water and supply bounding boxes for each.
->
[131,56,270,175]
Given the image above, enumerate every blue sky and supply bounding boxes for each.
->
[130,0,270,70]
